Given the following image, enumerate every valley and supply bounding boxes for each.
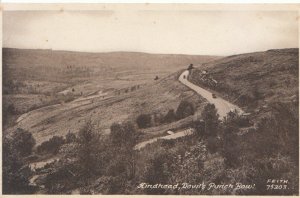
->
[3,48,299,195]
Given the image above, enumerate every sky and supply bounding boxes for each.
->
[3,10,299,55]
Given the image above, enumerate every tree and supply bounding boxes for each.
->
[221,124,239,168]
[176,100,195,120]
[201,104,219,137]
[110,121,138,148]
[136,114,152,129]
[143,151,174,194]
[77,120,100,178]
[193,120,205,138]
[37,136,65,155]
[109,121,139,180]
[11,128,36,157]
[3,136,35,194]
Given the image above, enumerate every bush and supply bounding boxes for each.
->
[77,121,100,177]
[221,125,240,168]
[176,100,195,120]
[136,114,152,129]
[3,136,35,194]
[143,151,174,194]
[110,121,138,148]
[163,109,176,123]
[193,120,205,138]
[225,110,251,128]
[65,131,76,143]
[37,136,65,155]
[201,104,220,137]
[207,137,220,154]
[11,128,36,157]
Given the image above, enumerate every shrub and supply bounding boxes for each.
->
[136,114,152,129]
[76,121,100,177]
[206,136,220,154]
[3,136,35,194]
[110,121,138,148]
[176,100,195,120]
[37,136,65,155]
[65,131,77,143]
[201,104,219,137]
[225,110,251,128]
[221,124,240,168]
[11,128,36,157]
[143,151,174,194]
[193,120,205,138]
[163,109,176,123]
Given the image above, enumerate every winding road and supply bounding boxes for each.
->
[135,70,244,150]
[29,69,245,186]
[179,70,243,118]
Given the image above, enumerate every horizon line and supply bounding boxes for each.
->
[2,46,298,57]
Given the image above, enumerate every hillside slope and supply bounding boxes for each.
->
[189,48,299,114]
[10,71,206,145]
[3,48,220,140]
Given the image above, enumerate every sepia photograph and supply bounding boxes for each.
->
[2,4,299,195]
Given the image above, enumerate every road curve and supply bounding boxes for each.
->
[135,70,244,150]
[179,70,243,118]
[134,128,194,150]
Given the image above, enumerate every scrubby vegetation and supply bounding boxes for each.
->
[136,114,152,129]
[136,100,195,129]
[189,48,299,112]
[3,129,36,194]
[4,100,297,195]
[2,48,298,195]
[36,136,65,155]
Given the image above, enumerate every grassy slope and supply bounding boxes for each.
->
[4,48,218,145]
[9,70,206,145]
[3,48,219,112]
[189,48,299,114]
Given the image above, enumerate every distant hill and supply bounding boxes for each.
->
[3,48,220,83]
[189,48,299,113]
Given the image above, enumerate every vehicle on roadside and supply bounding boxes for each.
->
[212,93,217,98]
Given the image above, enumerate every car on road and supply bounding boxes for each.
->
[183,75,186,79]
[212,93,217,98]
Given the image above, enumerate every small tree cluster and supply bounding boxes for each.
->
[176,100,195,120]
[11,128,36,157]
[3,128,36,194]
[136,114,152,129]
[37,136,65,155]
[110,121,138,148]
[197,104,221,154]
[76,121,100,178]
